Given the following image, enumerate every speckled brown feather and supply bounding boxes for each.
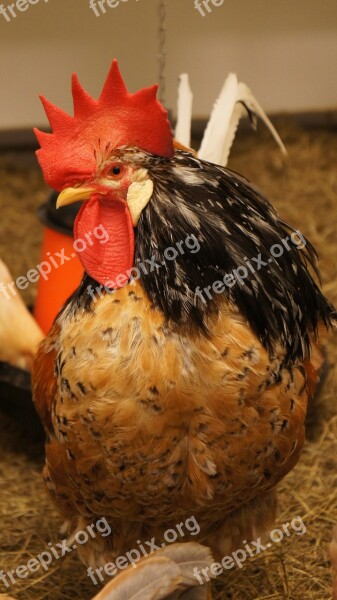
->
[32,323,59,434]
[33,279,315,567]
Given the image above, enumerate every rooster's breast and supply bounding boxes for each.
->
[46,279,307,524]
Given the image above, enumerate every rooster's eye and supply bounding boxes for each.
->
[107,164,124,178]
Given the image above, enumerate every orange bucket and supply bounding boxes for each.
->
[33,193,84,334]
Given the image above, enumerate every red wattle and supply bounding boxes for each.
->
[74,194,134,289]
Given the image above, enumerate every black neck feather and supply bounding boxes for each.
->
[66,150,336,365]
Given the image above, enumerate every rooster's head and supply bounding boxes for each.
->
[34,59,174,288]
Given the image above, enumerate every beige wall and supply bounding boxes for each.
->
[0,0,336,129]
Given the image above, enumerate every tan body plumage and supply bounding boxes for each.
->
[33,279,313,568]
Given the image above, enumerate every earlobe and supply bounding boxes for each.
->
[126,174,154,226]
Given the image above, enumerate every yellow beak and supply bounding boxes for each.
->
[56,186,96,209]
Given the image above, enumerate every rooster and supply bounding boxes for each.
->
[32,60,335,593]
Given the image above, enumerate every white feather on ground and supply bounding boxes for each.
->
[92,543,214,600]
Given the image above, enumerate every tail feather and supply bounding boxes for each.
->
[198,74,286,166]
[175,74,193,149]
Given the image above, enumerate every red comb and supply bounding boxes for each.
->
[34,59,174,191]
